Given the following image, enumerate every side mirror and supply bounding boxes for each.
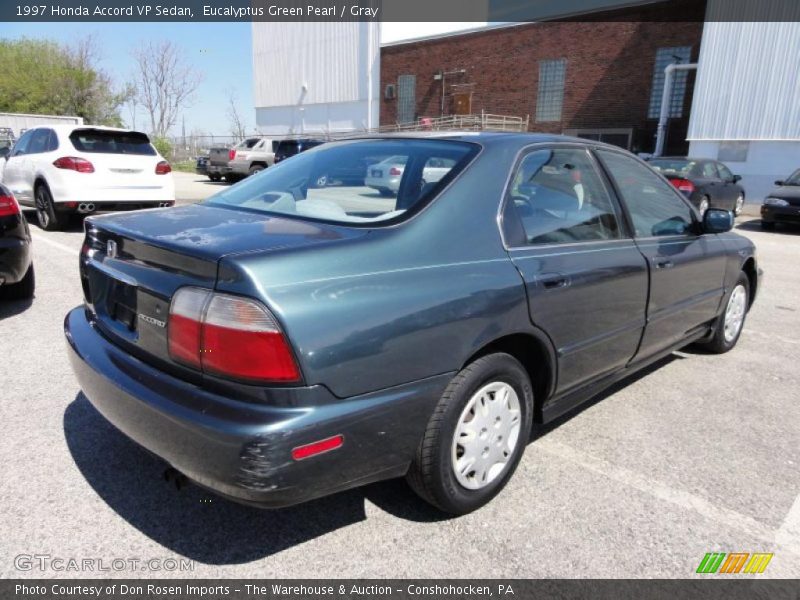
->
[732,174,742,183]
[775,180,785,186]
[703,208,734,234]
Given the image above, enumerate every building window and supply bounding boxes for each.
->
[718,141,749,162]
[563,128,633,150]
[397,75,416,125]
[536,59,566,122]
[648,46,692,119]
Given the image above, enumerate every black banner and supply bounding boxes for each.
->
[3,580,800,600]
[1,0,800,22]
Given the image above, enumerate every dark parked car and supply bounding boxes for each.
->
[273,138,324,164]
[194,155,209,178]
[65,134,759,515]
[0,183,34,300]
[648,157,745,216]
[761,168,800,230]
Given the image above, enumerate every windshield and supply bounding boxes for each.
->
[69,129,156,155]
[649,159,695,177]
[784,169,800,185]
[205,139,478,225]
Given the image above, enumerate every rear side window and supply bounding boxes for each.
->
[598,150,694,237]
[69,129,156,155]
[506,148,622,245]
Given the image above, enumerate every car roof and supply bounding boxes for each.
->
[28,124,148,136]
[332,131,629,153]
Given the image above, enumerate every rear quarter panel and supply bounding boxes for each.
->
[215,142,536,398]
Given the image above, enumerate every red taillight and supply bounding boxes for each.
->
[229,149,236,161]
[53,156,94,173]
[669,177,695,194]
[155,161,172,175]
[0,194,20,217]
[168,288,301,383]
[389,167,403,176]
[292,435,344,460]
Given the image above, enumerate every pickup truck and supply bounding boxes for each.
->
[206,145,233,182]
[226,137,278,180]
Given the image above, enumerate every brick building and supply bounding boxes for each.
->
[380,1,706,155]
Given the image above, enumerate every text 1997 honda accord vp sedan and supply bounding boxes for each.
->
[65,133,759,514]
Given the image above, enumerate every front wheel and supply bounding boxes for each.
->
[407,353,534,515]
[209,174,222,182]
[733,194,745,216]
[697,272,749,354]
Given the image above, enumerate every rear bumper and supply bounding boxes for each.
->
[761,204,800,224]
[0,235,31,285]
[64,306,450,508]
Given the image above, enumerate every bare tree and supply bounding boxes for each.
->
[132,40,202,138]
[226,89,247,141]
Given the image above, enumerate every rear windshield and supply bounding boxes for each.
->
[649,159,695,177]
[69,129,156,155]
[236,138,261,150]
[205,139,478,225]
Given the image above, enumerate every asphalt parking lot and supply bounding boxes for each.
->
[1,176,798,578]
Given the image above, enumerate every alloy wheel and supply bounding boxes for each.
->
[723,284,747,343]
[734,194,744,215]
[35,188,50,229]
[451,381,521,490]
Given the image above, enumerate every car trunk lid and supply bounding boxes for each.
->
[80,203,364,375]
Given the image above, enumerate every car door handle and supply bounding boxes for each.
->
[654,259,674,269]
[539,274,570,289]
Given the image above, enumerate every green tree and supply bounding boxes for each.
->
[0,36,130,126]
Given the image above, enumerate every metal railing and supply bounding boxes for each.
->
[168,112,529,160]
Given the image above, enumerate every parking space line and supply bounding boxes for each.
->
[30,232,79,257]
[535,438,800,556]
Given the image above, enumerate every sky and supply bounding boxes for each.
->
[0,22,481,136]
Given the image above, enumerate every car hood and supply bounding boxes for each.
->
[770,185,800,201]
[87,203,367,261]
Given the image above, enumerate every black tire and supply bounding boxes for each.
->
[407,353,534,515]
[2,263,35,300]
[378,189,395,198]
[249,165,265,176]
[209,174,222,182]
[697,272,749,354]
[34,183,62,231]
[760,221,775,231]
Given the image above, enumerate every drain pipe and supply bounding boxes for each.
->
[654,62,697,157]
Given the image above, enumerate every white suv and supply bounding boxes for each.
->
[0,125,175,231]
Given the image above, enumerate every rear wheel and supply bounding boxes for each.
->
[1,263,35,300]
[407,353,533,515]
[761,221,775,231]
[698,196,710,217]
[209,174,221,182]
[698,272,749,354]
[34,183,62,231]
[249,165,265,176]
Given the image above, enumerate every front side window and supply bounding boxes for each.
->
[11,130,33,156]
[536,59,567,122]
[716,163,734,181]
[598,150,695,238]
[205,139,477,225]
[506,148,622,245]
[27,129,51,154]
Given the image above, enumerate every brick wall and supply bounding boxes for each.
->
[380,2,705,154]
